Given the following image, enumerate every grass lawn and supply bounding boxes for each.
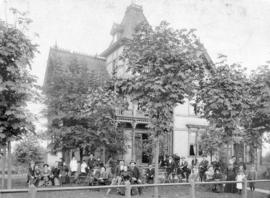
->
[254,181,270,191]
[0,185,269,198]
[0,177,269,198]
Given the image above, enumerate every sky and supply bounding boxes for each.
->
[1,0,270,86]
[0,0,270,154]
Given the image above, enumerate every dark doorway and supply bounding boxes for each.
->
[142,133,152,164]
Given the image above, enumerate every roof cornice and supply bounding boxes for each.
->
[100,38,128,57]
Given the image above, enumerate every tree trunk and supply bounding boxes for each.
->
[79,147,83,162]
[102,145,106,165]
[154,136,159,198]
[1,146,6,189]
[226,144,229,164]
[7,141,12,189]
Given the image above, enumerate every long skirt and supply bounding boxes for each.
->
[224,183,237,193]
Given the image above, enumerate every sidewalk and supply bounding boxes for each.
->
[255,188,270,194]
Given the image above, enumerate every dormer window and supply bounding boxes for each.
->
[110,23,124,44]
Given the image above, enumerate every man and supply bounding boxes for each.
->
[129,161,142,195]
[27,160,38,187]
[87,153,96,172]
[106,160,125,195]
[180,158,190,182]
[145,163,155,184]
[166,155,175,182]
[70,156,79,183]
[51,162,61,186]
[199,155,209,182]
[70,156,78,176]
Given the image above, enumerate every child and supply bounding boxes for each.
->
[236,168,246,194]
[247,165,257,191]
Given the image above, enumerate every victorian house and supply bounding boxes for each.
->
[44,3,262,166]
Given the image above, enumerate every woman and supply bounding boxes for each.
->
[97,166,110,185]
[224,164,237,193]
[40,164,52,187]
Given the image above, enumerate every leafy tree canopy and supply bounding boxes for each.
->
[14,134,45,165]
[0,20,39,145]
[195,58,270,149]
[44,57,127,156]
[242,66,270,147]
[117,21,209,136]
[194,60,248,140]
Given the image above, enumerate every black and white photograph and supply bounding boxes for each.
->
[0,0,270,197]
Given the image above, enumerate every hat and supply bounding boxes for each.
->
[43,163,49,167]
[130,160,136,164]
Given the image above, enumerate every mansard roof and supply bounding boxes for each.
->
[101,3,148,57]
[43,47,109,88]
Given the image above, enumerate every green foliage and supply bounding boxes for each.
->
[195,59,270,151]
[117,21,208,136]
[0,20,39,145]
[242,66,270,147]
[199,126,224,156]
[195,60,248,141]
[44,56,127,156]
[14,134,45,165]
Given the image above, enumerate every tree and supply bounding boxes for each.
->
[0,18,39,188]
[44,57,127,161]
[241,66,270,164]
[117,21,208,197]
[199,127,224,162]
[14,135,45,165]
[195,59,270,164]
[194,60,248,161]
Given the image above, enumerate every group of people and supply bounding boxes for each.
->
[27,154,258,196]
[106,160,143,195]
[224,156,257,194]
[27,154,110,187]
[159,154,214,183]
[188,156,257,194]
[26,153,147,196]
[27,160,62,187]
[159,154,258,194]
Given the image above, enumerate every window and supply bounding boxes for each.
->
[189,145,195,156]
[188,129,204,157]
[189,131,196,156]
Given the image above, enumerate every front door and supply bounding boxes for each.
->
[135,134,142,164]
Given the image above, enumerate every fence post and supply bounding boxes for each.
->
[190,180,196,198]
[125,180,131,198]
[28,185,37,198]
[242,178,248,198]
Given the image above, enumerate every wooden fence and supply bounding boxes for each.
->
[0,179,269,198]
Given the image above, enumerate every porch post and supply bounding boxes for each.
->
[131,121,136,161]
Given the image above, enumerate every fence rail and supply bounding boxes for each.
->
[0,179,269,198]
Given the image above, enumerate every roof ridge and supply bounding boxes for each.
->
[50,47,106,61]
